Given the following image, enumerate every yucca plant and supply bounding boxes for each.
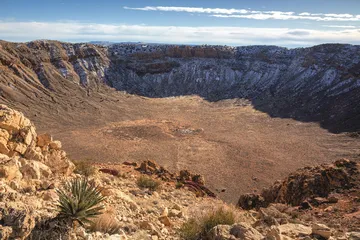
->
[56,178,106,226]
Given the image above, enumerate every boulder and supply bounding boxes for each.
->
[209,223,263,240]
[238,159,358,208]
[168,209,182,218]
[36,133,52,147]
[24,147,44,162]
[238,194,266,210]
[229,223,263,240]
[0,226,13,240]
[49,140,62,150]
[20,127,36,146]
[312,223,332,239]
[43,150,74,175]
[0,129,10,155]
[266,226,294,240]
[347,232,360,240]
[2,207,35,240]
[158,216,171,227]
[0,158,23,181]
[208,225,232,240]
[43,190,59,201]
[9,142,27,155]
[0,105,31,132]
[277,223,312,238]
[20,159,52,180]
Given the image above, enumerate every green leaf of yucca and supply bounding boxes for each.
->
[56,178,106,226]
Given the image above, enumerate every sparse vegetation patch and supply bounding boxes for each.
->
[56,178,105,226]
[179,207,235,239]
[136,175,161,191]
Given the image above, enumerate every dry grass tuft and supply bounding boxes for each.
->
[179,207,236,239]
[73,160,97,177]
[136,175,161,191]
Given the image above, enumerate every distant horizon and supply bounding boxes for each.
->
[1,0,360,48]
[1,38,359,49]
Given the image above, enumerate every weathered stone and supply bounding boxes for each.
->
[209,223,263,240]
[168,209,182,218]
[43,190,59,201]
[43,150,74,175]
[0,140,9,155]
[24,147,44,162]
[238,193,266,210]
[0,226,13,240]
[139,221,153,230]
[161,207,168,217]
[20,160,52,179]
[312,223,332,239]
[99,187,114,197]
[0,105,31,132]
[172,203,181,211]
[40,180,55,190]
[20,126,36,146]
[0,129,10,155]
[238,159,357,208]
[2,207,35,239]
[347,232,360,240]
[12,142,27,155]
[36,133,52,147]
[0,158,23,181]
[208,225,232,240]
[277,223,312,238]
[49,140,62,150]
[229,223,263,240]
[266,226,295,240]
[158,216,171,227]
[108,231,128,240]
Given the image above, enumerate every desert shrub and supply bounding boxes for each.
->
[201,208,235,235]
[178,218,201,240]
[88,212,122,234]
[73,160,96,177]
[179,207,235,239]
[56,178,105,226]
[136,175,161,191]
[175,181,184,189]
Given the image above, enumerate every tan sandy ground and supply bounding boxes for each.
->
[29,95,360,204]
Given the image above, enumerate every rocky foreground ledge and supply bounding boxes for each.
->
[0,105,359,240]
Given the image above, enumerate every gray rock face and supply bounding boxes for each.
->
[105,43,360,132]
[1,40,360,132]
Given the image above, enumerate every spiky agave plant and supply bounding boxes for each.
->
[56,178,106,226]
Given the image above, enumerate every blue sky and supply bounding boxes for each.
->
[1,0,360,47]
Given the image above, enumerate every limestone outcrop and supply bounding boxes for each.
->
[238,159,359,209]
[0,105,75,180]
[0,105,75,239]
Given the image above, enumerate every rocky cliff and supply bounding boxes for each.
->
[1,40,360,132]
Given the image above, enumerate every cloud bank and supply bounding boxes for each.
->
[124,6,360,22]
[1,21,360,47]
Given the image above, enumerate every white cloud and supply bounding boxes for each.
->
[124,6,360,22]
[123,6,251,15]
[212,14,360,21]
[323,25,356,28]
[0,21,360,47]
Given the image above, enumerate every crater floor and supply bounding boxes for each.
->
[41,95,360,203]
